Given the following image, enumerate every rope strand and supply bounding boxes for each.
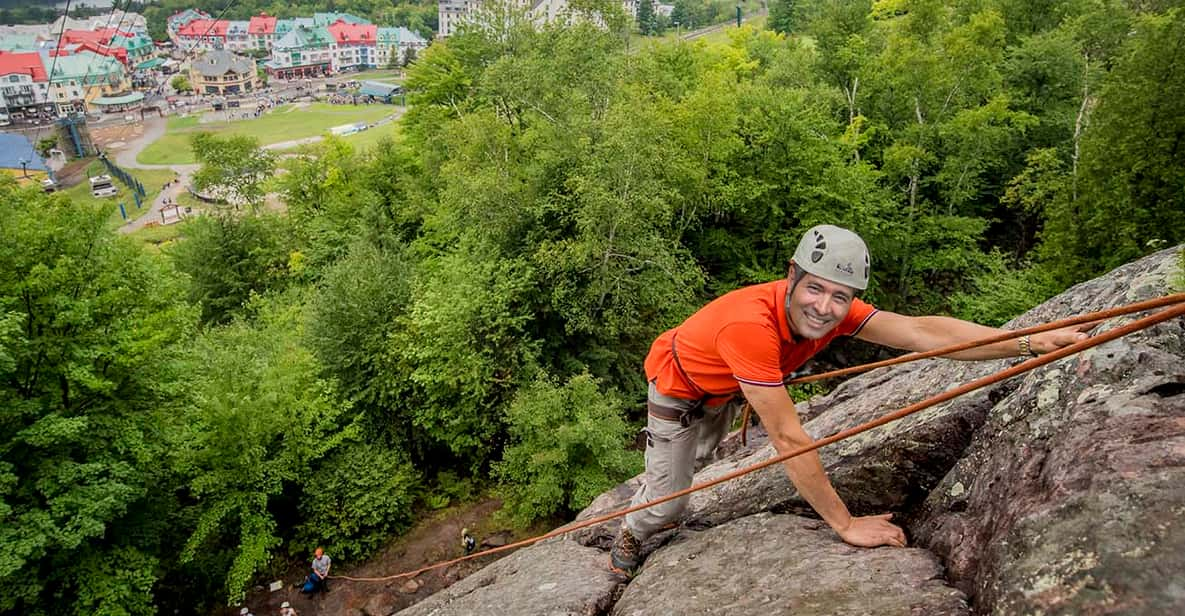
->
[332,295,1185,583]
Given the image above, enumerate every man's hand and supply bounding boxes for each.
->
[836,513,907,548]
[1030,322,1095,354]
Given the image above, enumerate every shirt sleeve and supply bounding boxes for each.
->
[715,322,785,387]
[837,298,878,336]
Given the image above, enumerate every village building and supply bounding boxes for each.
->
[248,13,278,51]
[43,50,130,114]
[175,19,230,53]
[225,21,251,53]
[266,25,335,79]
[326,21,377,72]
[0,51,51,121]
[438,0,638,37]
[375,27,429,67]
[190,48,260,95]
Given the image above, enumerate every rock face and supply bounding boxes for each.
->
[394,539,623,616]
[398,247,1185,616]
[613,513,969,616]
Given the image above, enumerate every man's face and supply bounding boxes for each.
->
[314,548,323,559]
[787,271,856,340]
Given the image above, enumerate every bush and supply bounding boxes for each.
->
[169,213,292,324]
[950,251,1060,326]
[495,373,642,527]
[296,442,421,562]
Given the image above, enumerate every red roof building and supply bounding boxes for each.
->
[248,13,277,35]
[326,21,377,45]
[58,42,129,66]
[177,19,230,39]
[0,51,48,82]
[62,29,112,46]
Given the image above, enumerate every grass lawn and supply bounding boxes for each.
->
[61,161,178,229]
[349,68,405,83]
[137,103,399,165]
[274,118,404,154]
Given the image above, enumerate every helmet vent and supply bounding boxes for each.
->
[811,237,827,263]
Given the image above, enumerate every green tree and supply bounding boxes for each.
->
[170,74,192,94]
[0,177,193,614]
[169,213,292,325]
[172,295,350,604]
[768,0,801,34]
[638,0,660,35]
[402,45,419,67]
[1039,7,1185,283]
[495,373,642,526]
[190,133,276,211]
[34,137,57,158]
[392,253,540,468]
[304,242,416,446]
[295,442,421,561]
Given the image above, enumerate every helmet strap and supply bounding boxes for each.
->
[785,263,807,341]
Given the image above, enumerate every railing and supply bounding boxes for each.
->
[96,151,146,210]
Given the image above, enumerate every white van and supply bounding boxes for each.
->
[89,175,118,198]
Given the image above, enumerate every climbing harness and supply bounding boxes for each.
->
[331,293,1185,583]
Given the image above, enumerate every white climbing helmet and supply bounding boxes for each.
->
[791,224,870,290]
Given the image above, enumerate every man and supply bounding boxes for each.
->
[461,528,477,555]
[302,547,331,594]
[609,225,1091,574]
[279,600,298,616]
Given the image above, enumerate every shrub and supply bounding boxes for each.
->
[296,442,421,562]
[495,373,642,527]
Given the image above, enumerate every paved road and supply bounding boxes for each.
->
[113,116,198,234]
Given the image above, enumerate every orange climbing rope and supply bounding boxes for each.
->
[332,293,1185,583]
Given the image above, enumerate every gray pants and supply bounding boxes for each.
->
[624,382,741,541]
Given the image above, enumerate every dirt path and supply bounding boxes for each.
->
[235,498,536,616]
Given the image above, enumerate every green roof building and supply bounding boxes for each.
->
[110,32,154,62]
[266,25,334,78]
[45,51,130,113]
[0,34,44,52]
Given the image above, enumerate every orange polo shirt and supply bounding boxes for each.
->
[645,279,878,401]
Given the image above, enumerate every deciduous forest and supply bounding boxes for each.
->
[2,1,1183,613]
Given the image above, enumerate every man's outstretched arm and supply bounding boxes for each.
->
[856,311,1092,360]
[740,382,906,548]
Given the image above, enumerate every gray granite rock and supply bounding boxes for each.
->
[913,248,1185,614]
[612,513,969,616]
[392,539,623,616]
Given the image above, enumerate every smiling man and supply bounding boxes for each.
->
[608,225,1091,575]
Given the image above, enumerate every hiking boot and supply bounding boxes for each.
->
[609,526,643,575]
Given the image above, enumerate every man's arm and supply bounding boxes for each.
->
[856,311,1092,359]
[740,382,906,548]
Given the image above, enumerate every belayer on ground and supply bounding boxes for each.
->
[300,547,331,594]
